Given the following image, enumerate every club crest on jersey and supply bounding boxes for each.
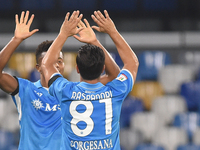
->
[116,74,127,82]
[32,99,44,110]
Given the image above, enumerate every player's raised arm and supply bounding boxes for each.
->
[91,10,139,81]
[41,10,83,85]
[73,19,120,85]
[0,11,38,93]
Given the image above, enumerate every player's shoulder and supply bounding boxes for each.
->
[119,69,133,79]
[106,69,134,91]
[17,77,36,87]
[53,76,76,86]
[113,69,134,83]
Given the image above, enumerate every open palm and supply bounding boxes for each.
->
[14,11,38,40]
[73,19,97,44]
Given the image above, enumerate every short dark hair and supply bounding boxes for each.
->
[35,40,53,64]
[76,44,105,80]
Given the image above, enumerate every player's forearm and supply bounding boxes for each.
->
[41,33,68,83]
[0,37,23,73]
[42,34,67,67]
[109,30,139,71]
[93,40,120,78]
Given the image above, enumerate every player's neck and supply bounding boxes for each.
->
[40,75,48,88]
[81,77,100,84]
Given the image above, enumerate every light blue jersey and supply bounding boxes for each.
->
[11,78,62,150]
[49,69,134,150]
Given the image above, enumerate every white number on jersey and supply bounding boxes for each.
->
[69,98,113,137]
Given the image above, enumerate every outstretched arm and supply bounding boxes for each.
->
[0,11,38,93]
[91,10,139,81]
[73,19,120,85]
[41,11,83,84]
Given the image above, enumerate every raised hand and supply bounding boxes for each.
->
[73,19,97,44]
[91,10,117,34]
[59,10,83,38]
[15,11,39,40]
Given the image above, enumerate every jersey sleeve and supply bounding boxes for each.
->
[107,69,134,99]
[11,76,19,96]
[11,77,29,121]
[49,74,71,102]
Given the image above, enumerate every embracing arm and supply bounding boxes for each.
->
[73,19,120,85]
[92,10,139,81]
[41,11,83,85]
[0,11,38,93]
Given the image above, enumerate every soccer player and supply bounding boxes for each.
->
[0,11,64,150]
[0,10,120,150]
[41,10,139,150]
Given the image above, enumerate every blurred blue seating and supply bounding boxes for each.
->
[111,51,171,81]
[0,0,14,10]
[196,69,200,81]
[120,128,144,150]
[135,144,165,150]
[193,127,200,145]
[152,95,187,126]
[120,95,144,128]
[0,130,15,150]
[110,52,123,69]
[137,51,171,81]
[143,0,178,11]
[102,0,137,11]
[177,144,200,150]
[28,68,40,82]
[152,127,188,150]
[173,112,200,142]
[20,0,55,10]
[60,0,96,11]
[180,81,200,112]
[178,51,200,76]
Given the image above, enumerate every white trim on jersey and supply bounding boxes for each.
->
[121,69,134,90]
[121,69,134,82]
[50,73,61,80]
[14,93,22,121]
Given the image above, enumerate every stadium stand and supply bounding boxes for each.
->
[180,81,200,112]
[136,50,171,81]
[152,95,187,125]
[173,112,200,142]
[120,95,144,128]
[158,65,195,94]
[152,127,188,150]
[130,81,164,110]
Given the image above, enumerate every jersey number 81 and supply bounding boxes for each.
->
[69,98,113,137]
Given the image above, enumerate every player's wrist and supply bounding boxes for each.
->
[107,28,118,35]
[12,36,23,43]
[58,32,69,40]
[89,38,99,45]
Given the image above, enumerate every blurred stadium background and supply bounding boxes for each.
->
[1,0,200,150]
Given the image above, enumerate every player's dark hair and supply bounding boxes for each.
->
[35,40,53,64]
[76,44,105,80]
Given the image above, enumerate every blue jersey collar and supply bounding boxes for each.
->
[77,82,104,90]
[34,80,43,88]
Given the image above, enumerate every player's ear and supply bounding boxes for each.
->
[76,65,80,74]
[36,64,40,72]
[101,65,105,73]
[36,64,43,74]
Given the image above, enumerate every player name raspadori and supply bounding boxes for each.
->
[71,90,112,101]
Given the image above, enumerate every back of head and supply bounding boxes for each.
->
[35,40,53,64]
[76,44,105,80]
